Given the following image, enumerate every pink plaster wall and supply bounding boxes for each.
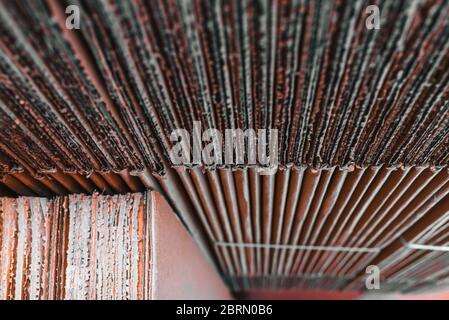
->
[150,191,232,299]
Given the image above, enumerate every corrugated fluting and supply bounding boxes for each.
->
[0,193,152,300]
[0,0,449,295]
[355,188,449,293]
[0,171,149,197]
[175,166,449,291]
[0,0,449,179]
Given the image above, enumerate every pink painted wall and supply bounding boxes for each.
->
[362,291,449,300]
[399,292,449,300]
[150,191,232,299]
